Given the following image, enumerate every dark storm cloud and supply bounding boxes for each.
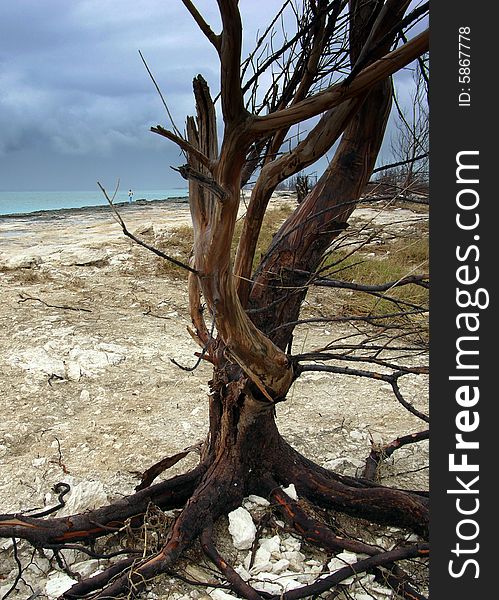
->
[0,1,274,189]
[0,1,425,190]
[0,0,225,188]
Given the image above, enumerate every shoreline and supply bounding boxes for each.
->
[0,196,189,222]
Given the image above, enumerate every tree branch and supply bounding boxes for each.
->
[139,50,183,139]
[97,182,199,275]
[216,0,245,123]
[201,526,265,600]
[363,430,429,480]
[271,544,429,600]
[181,0,221,51]
[151,125,214,171]
[250,29,428,135]
[313,273,429,291]
[171,165,228,201]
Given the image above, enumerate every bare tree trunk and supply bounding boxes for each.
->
[249,79,392,349]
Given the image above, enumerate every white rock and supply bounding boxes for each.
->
[253,580,282,595]
[327,551,359,585]
[254,571,279,582]
[368,584,393,596]
[80,389,90,402]
[253,572,302,593]
[10,347,65,378]
[2,255,42,270]
[59,248,108,267]
[281,483,298,500]
[282,536,301,552]
[45,572,78,598]
[246,547,272,574]
[271,558,290,574]
[279,576,303,591]
[323,457,364,474]
[282,550,305,571]
[328,551,358,569]
[1,539,14,551]
[298,564,323,583]
[72,559,102,578]
[234,564,251,582]
[58,480,108,516]
[228,507,257,550]
[65,360,82,381]
[247,494,270,506]
[26,554,51,575]
[259,534,281,556]
[305,559,321,566]
[209,589,239,600]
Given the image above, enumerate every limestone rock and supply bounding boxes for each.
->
[57,479,108,516]
[228,506,257,550]
[281,483,298,500]
[45,572,78,599]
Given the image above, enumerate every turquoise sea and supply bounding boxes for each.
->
[0,189,188,217]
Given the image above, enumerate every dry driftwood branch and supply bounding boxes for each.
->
[371,152,429,175]
[139,49,183,140]
[313,273,429,291]
[171,165,228,200]
[201,526,265,600]
[134,450,192,492]
[298,364,429,422]
[181,0,221,51]
[18,293,92,313]
[294,350,428,375]
[250,29,428,135]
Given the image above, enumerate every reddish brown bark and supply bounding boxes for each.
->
[0,2,429,597]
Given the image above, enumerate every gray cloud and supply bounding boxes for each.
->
[0,1,225,189]
[0,1,424,190]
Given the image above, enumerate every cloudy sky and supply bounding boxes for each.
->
[0,1,419,192]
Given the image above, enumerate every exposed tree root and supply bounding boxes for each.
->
[200,526,265,600]
[275,440,429,538]
[363,430,429,481]
[267,480,427,600]
[0,436,429,599]
[0,467,203,546]
[272,545,429,600]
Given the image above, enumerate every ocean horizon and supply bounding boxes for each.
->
[0,189,189,217]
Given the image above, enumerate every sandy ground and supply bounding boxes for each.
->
[0,193,429,597]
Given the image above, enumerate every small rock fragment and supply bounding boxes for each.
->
[228,506,257,550]
[45,572,78,599]
[281,483,298,500]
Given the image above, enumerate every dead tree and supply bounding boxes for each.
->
[0,1,429,597]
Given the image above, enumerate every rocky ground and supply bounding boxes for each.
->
[0,193,429,599]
